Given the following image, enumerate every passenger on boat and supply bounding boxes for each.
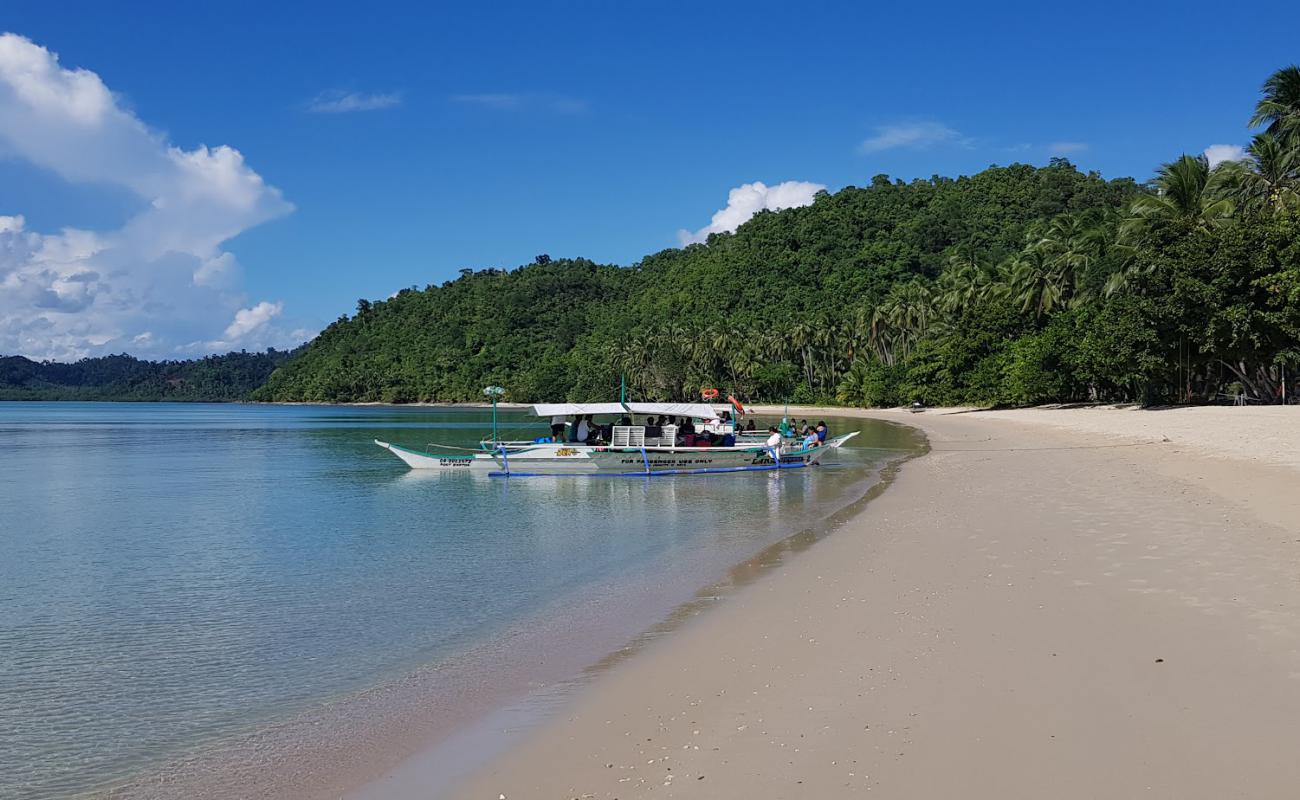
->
[765,426,782,451]
[720,431,736,447]
[550,415,567,440]
[576,415,591,443]
[799,419,811,435]
[618,414,632,427]
[816,421,828,443]
[802,430,819,449]
[744,419,756,432]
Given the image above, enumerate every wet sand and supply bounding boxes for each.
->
[434,405,1300,799]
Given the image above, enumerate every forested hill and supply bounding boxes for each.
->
[255,160,1147,404]
[259,62,1300,409]
[0,350,295,401]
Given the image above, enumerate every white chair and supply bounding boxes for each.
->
[657,425,677,447]
[611,426,646,448]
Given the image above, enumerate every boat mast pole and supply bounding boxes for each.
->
[483,385,505,445]
[620,374,626,404]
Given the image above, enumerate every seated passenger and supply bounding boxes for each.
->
[816,421,828,443]
[744,419,756,432]
[803,431,819,449]
[720,432,736,447]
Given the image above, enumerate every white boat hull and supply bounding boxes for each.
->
[376,433,859,476]
[374,440,496,470]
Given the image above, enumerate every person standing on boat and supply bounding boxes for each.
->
[550,415,566,442]
[765,426,782,452]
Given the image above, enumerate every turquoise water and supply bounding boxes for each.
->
[0,403,919,798]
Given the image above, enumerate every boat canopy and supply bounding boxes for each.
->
[530,401,725,419]
[532,402,628,417]
[626,402,719,419]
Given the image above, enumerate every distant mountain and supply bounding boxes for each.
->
[0,350,296,401]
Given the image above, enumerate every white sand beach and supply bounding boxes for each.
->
[421,405,1300,799]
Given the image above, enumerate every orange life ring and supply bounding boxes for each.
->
[727,394,746,414]
[701,387,720,400]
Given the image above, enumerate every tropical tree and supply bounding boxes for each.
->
[1216,133,1300,214]
[1009,248,1064,319]
[1250,64,1300,142]
[1125,154,1234,234]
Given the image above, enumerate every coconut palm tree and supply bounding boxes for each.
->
[1216,133,1300,214]
[1124,154,1234,237]
[1010,248,1064,319]
[1249,64,1300,142]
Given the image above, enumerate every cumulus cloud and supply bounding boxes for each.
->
[306,89,402,113]
[677,180,826,246]
[0,33,304,360]
[1204,143,1247,168]
[859,122,966,153]
[450,93,588,114]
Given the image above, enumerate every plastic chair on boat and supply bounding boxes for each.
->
[611,426,645,448]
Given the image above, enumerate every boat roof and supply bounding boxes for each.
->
[626,402,719,419]
[530,401,723,419]
[533,402,628,416]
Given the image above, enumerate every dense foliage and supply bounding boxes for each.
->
[255,160,1147,404]
[0,350,295,401]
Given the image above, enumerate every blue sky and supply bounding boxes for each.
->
[1,0,1296,359]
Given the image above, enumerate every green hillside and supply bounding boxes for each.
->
[0,350,295,401]
[256,160,1152,404]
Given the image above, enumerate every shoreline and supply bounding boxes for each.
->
[438,405,1300,799]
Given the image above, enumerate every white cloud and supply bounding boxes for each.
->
[451,93,588,114]
[1048,141,1089,155]
[306,90,402,113]
[1204,143,1247,168]
[0,33,305,360]
[677,180,826,246]
[859,122,966,153]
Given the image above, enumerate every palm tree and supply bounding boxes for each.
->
[1010,248,1064,319]
[936,249,997,316]
[1215,133,1300,214]
[1124,154,1234,237]
[870,281,933,364]
[1249,64,1300,142]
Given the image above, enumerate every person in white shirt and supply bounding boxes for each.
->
[765,426,783,452]
[576,415,592,443]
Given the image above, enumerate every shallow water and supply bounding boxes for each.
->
[0,403,920,798]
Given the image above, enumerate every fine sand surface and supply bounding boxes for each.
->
[394,405,1300,800]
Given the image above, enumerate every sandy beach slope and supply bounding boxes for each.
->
[371,405,1300,799]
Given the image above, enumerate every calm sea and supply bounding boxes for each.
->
[0,403,921,798]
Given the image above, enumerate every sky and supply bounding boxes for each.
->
[1,0,1297,360]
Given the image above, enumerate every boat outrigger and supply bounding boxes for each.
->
[374,401,857,476]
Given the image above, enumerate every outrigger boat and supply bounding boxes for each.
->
[374,401,857,476]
